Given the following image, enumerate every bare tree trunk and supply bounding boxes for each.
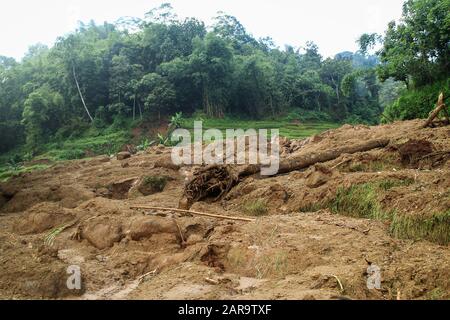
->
[239,139,390,177]
[138,101,143,119]
[72,63,94,122]
[133,94,136,121]
[180,139,391,208]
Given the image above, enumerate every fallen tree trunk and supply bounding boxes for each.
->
[180,138,390,209]
[423,93,446,128]
[239,138,391,177]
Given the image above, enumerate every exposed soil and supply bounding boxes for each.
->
[0,120,449,300]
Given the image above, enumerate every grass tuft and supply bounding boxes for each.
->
[390,210,450,245]
[327,179,449,245]
[243,199,269,216]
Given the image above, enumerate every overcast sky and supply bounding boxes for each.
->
[0,0,406,60]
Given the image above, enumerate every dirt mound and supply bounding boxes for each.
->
[398,139,434,166]
[81,217,124,250]
[14,202,76,235]
[128,216,179,241]
[108,178,138,200]
[1,184,95,213]
[305,164,336,188]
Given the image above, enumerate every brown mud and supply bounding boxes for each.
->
[0,120,449,300]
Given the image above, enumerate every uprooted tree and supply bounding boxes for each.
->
[180,138,390,209]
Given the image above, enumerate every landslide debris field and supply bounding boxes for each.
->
[0,120,449,300]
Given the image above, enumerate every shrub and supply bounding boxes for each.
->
[383,78,450,122]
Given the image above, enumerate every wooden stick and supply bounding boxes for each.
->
[130,205,256,222]
[423,93,446,128]
[331,158,352,170]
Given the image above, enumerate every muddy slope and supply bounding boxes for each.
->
[0,120,448,300]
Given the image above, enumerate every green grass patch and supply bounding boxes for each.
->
[1,118,337,170]
[41,130,131,161]
[425,287,445,300]
[142,176,169,192]
[327,179,449,245]
[181,118,339,140]
[0,124,132,167]
[0,164,51,182]
[243,199,269,216]
[390,210,450,245]
[330,182,390,220]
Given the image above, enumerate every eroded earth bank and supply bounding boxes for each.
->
[0,120,449,300]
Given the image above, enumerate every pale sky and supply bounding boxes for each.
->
[0,0,405,60]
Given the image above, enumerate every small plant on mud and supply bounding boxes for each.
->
[44,221,78,246]
[169,112,183,132]
[426,287,444,300]
[157,133,170,146]
[139,176,169,195]
[136,138,154,152]
[243,199,268,216]
[255,250,288,279]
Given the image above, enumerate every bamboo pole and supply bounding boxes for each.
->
[130,205,256,222]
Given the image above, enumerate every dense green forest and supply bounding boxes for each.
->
[0,0,448,159]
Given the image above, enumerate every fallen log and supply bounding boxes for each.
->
[239,138,391,176]
[130,205,256,222]
[423,93,447,128]
[179,138,390,208]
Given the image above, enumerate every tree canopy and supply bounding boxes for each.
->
[2,0,447,155]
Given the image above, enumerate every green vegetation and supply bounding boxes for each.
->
[142,176,169,193]
[181,117,339,140]
[425,288,445,300]
[0,0,448,180]
[298,179,449,245]
[360,0,450,121]
[390,209,450,245]
[383,79,450,121]
[243,199,269,216]
[0,163,50,182]
[1,3,396,161]
[326,180,449,245]
[329,180,414,220]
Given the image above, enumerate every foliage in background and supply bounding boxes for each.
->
[1,0,447,164]
[0,3,387,158]
[359,0,450,122]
